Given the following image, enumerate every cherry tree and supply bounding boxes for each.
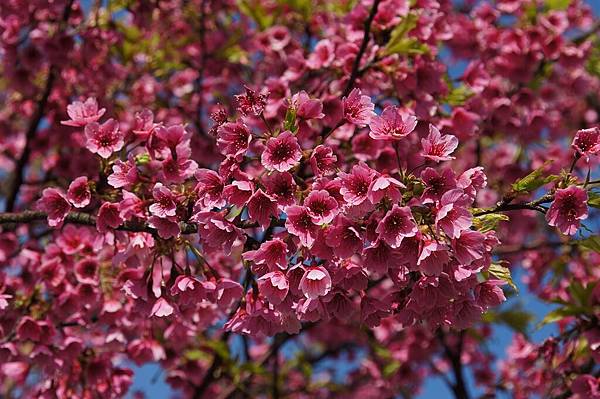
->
[0,0,599,398]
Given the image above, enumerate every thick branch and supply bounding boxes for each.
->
[438,330,471,399]
[272,337,280,399]
[0,210,199,235]
[5,72,56,212]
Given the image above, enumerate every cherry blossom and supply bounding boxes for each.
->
[0,1,599,398]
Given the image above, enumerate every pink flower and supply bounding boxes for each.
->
[235,85,268,116]
[310,145,338,177]
[118,190,145,220]
[170,276,214,305]
[435,189,472,239]
[195,212,245,255]
[194,169,225,210]
[325,216,363,259]
[216,278,244,310]
[421,167,457,204]
[223,180,254,208]
[571,375,600,399]
[216,122,252,158]
[452,229,486,265]
[148,216,180,239]
[368,175,404,204]
[339,162,376,206]
[161,155,197,184]
[247,189,278,229]
[572,127,600,158]
[37,188,71,227]
[376,205,418,248]
[299,266,332,299]
[61,97,105,127]
[16,316,42,341]
[285,205,318,247]
[292,91,324,119]
[546,186,588,235]
[451,299,482,329]
[307,39,335,69]
[304,190,339,225]
[457,166,487,201]
[343,88,375,127]
[450,107,479,139]
[264,172,297,207]
[74,258,99,284]
[364,240,406,274]
[150,297,174,317]
[132,108,155,140]
[149,183,178,218]
[243,238,288,271]
[474,281,507,309]
[258,271,289,305]
[261,131,302,172]
[107,158,138,189]
[84,119,124,158]
[67,176,91,208]
[361,296,390,328]
[96,202,123,233]
[0,293,11,310]
[421,124,459,162]
[369,106,417,140]
[154,124,189,152]
[417,239,450,276]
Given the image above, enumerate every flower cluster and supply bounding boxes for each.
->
[0,0,599,397]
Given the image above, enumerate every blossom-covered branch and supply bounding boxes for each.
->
[1,1,599,398]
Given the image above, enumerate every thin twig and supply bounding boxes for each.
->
[473,194,553,217]
[341,0,382,98]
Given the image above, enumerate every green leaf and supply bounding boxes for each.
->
[578,236,600,253]
[383,14,422,56]
[483,305,533,334]
[283,106,298,133]
[205,339,231,361]
[226,206,244,221]
[384,38,428,56]
[568,281,596,306]
[135,153,151,166]
[383,361,401,377]
[546,0,571,10]
[237,0,275,29]
[473,213,509,233]
[539,306,581,326]
[184,349,209,361]
[511,161,557,193]
[442,85,474,107]
[488,263,518,292]
[374,344,392,360]
[588,191,600,209]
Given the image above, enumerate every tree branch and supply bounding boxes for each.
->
[4,0,74,212]
[0,210,198,235]
[341,0,382,98]
[473,194,553,217]
[193,0,208,136]
[272,337,280,399]
[437,330,471,399]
